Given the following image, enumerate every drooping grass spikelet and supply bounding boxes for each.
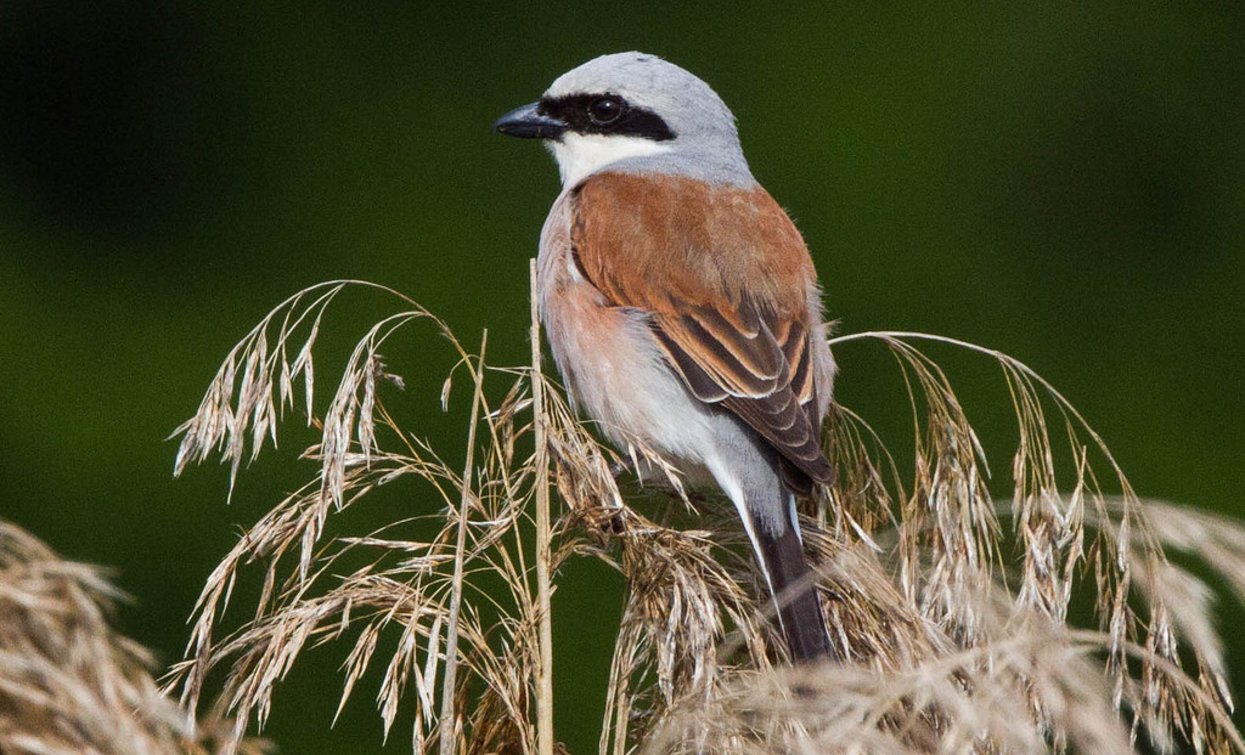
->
[168,281,1245,754]
[0,520,265,755]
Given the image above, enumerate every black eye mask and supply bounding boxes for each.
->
[536,93,676,142]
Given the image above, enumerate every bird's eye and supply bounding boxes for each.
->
[587,95,624,125]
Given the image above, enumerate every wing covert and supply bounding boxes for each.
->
[569,173,834,489]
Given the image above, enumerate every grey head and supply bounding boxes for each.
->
[494,52,755,188]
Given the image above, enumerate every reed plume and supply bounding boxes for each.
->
[168,276,1245,754]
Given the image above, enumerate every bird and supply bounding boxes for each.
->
[494,52,837,662]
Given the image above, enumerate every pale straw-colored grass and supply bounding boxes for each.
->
[0,520,264,754]
[167,274,1245,754]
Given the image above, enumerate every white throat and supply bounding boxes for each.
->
[548,133,673,187]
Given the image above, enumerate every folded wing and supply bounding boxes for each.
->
[570,172,833,491]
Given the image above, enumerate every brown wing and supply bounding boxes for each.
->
[570,172,833,490]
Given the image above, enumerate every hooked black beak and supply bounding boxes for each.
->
[493,102,567,140]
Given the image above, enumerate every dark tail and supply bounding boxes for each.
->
[752,509,836,663]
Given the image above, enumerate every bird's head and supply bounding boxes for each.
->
[494,52,752,188]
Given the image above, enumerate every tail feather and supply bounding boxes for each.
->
[704,444,835,663]
[753,511,835,662]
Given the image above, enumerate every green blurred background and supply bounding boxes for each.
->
[2,2,1242,752]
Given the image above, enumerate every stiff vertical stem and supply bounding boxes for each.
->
[530,258,555,755]
[438,330,487,754]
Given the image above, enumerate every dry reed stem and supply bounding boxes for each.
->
[437,330,488,754]
[531,258,557,755]
[168,282,1244,754]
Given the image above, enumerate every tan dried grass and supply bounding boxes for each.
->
[0,521,264,754]
[167,276,1245,754]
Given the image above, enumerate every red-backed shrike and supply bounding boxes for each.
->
[496,52,836,662]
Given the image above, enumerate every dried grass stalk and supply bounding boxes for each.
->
[168,279,1245,754]
[0,520,263,755]
[530,258,557,755]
